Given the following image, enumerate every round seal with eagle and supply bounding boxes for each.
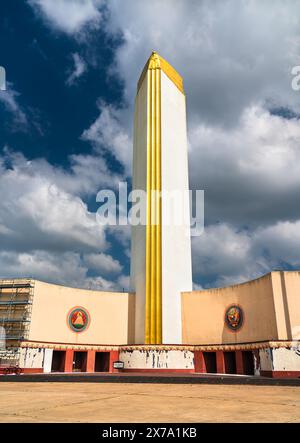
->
[225,305,244,331]
[67,306,90,333]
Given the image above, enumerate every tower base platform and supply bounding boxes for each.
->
[1,340,299,379]
[0,372,299,386]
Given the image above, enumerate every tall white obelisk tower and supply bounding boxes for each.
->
[130,52,192,344]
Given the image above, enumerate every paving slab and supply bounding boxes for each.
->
[0,382,299,422]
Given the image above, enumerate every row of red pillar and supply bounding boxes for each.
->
[194,350,253,374]
[63,350,119,373]
[61,349,254,374]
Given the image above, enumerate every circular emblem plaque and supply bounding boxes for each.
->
[225,305,244,331]
[67,307,90,333]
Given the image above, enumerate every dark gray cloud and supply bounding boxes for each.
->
[0,150,127,289]
[20,1,300,287]
[104,0,300,286]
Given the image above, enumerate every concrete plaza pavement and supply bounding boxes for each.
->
[0,382,299,423]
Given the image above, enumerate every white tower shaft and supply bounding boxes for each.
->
[130,52,192,344]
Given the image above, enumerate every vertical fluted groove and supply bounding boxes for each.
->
[145,56,162,344]
[145,71,152,344]
[156,68,162,343]
[150,66,156,343]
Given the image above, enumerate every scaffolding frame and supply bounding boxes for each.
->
[0,279,34,366]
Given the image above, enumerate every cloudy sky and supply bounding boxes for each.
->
[1,0,300,290]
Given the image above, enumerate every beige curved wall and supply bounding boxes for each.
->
[182,272,282,345]
[26,271,300,347]
[29,281,135,345]
[280,271,300,340]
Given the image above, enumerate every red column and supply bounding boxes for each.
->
[109,350,120,373]
[86,350,96,373]
[64,349,74,372]
[194,351,205,373]
[216,351,225,374]
[235,350,244,375]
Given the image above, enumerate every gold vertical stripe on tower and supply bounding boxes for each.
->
[145,54,162,344]
[155,67,162,343]
[145,71,152,344]
[150,66,156,343]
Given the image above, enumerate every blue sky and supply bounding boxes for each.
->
[0,2,123,165]
[1,0,300,290]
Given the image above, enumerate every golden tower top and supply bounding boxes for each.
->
[137,51,184,94]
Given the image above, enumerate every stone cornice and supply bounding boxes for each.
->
[20,340,299,352]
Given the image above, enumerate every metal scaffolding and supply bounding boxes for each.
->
[0,279,34,366]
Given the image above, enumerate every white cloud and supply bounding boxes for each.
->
[66,53,87,85]
[193,282,204,291]
[192,218,300,288]
[192,223,258,287]
[90,1,300,227]
[117,274,129,291]
[81,101,132,175]
[83,252,122,275]
[100,2,300,286]
[0,250,86,284]
[20,1,300,287]
[0,83,28,129]
[254,220,300,267]
[189,104,300,227]
[0,149,129,289]
[0,250,125,290]
[106,0,300,122]
[29,0,103,35]
[2,149,119,198]
[84,275,121,291]
[0,151,107,253]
